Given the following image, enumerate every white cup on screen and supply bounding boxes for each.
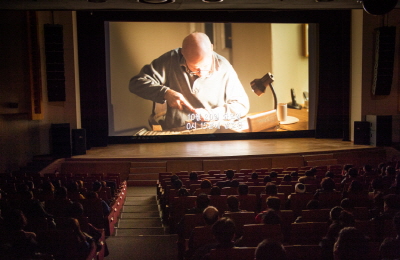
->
[277,103,287,122]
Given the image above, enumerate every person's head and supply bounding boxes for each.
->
[290,171,299,177]
[265,182,277,195]
[178,188,190,197]
[306,199,320,209]
[210,186,221,195]
[383,194,400,212]
[20,190,33,200]
[181,32,214,78]
[330,206,344,222]
[348,180,363,193]
[172,179,183,190]
[238,184,249,195]
[3,209,27,231]
[86,190,99,200]
[251,172,259,180]
[305,170,314,177]
[171,174,179,183]
[263,176,272,184]
[340,198,353,210]
[320,177,335,191]
[282,175,292,182]
[196,193,210,210]
[325,222,343,240]
[386,166,396,176]
[266,196,281,211]
[67,181,79,192]
[55,186,68,199]
[255,239,288,260]
[363,164,372,172]
[343,164,353,173]
[334,227,368,260]
[189,171,198,181]
[200,179,212,189]
[393,211,400,236]
[227,195,240,212]
[294,183,306,193]
[380,235,400,259]
[212,217,236,245]
[225,169,235,180]
[262,209,282,225]
[42,180,55,192]
[269,171,278,178]
[371,177,384,191]
[92,181,102,192]
[68,201,84,218]
[203,206,219,226]
[347,168,358,178]
[325,171,335,178]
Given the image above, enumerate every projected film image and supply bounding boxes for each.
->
[106,22,313,137]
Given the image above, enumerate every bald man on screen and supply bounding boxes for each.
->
[129,32,249,130]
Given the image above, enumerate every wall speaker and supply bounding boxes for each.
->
[72,129,87,155]
[354,121,370,145]
[50,123,71,158]
[372,26,396,95]
[44,24,66,102]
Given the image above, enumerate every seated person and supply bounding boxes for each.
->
[216,170,236,188]
[333,227,369,260]
[298,170,316,184]
[225,195,244,213]
[129,32,249,130]
[256,196,281,223]
[190,217,236,260]
[193,179,213,196]
[380,212,400,260]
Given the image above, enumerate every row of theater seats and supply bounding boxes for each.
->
[0,171,127,260]
[156,166,397,260]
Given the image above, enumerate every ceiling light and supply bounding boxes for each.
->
[137,0,175,3]
[202,0,224,2]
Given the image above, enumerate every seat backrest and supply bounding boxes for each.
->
[284,245,322,260]
[183,214,205,239]
[222,211,256,236]
[317,191,342,209]
[301,209,330,222]
[209,247,256,260]
[289,193,314,216]
[290,222,328,244]
[242,224,283,247]
[237,195,258,212]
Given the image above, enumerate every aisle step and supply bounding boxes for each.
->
[117,218,164,228]
[115,227,168,236]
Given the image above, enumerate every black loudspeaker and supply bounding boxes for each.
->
[72,129,87,155]
[366,115,392,146]
[44,24,66,102]
[372,26,396,95]
[51,123,71,158]
[354,121,370,145]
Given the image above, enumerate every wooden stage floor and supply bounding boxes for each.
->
[73,138,375,160]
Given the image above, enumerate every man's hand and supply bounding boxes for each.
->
[164,89,195,112]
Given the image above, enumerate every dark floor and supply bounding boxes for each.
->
[105,186,178,260]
